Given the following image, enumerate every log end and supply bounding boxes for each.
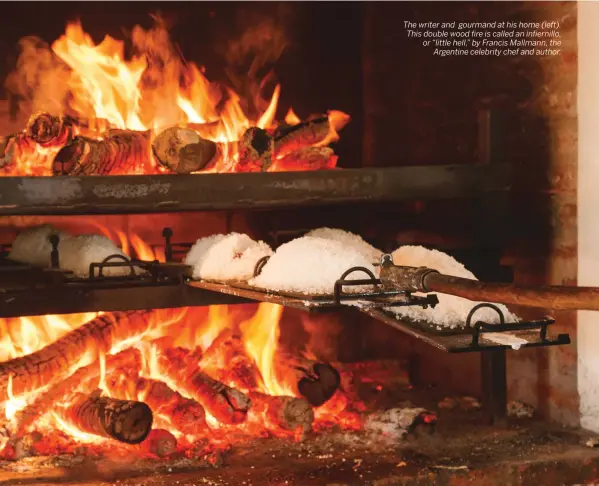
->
[282,397,314,432]
[53,138,87,175]
[109,401,154,445]
[152,126,209,172]
[141,429,177,457]
[27,113,73,146]
[177,140,218,173]
[297,363,341,407]
[224,388,252,424]
[237,127,273,172]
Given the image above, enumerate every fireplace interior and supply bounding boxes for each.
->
[0,1,593,485]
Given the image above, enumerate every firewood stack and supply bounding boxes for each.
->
[0,307,390,460]
[0,110,350,175]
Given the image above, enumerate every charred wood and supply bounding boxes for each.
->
[270,147,337,172]
[13,348,141,435]
[185,120,223,140]
[273,116,329,157]
[26,113,74,147]
[158,347,251,425]
[249,392,314,433]
[201,330,262,391]
[53,130,153,175]
[0,135,16,169]
[0,310,151,401]
[135,377,207,435]
[275,354,340,407]
[64,390,153,444]
[139,428,177,457]
[152,127,218,173]
[237,127,273,172]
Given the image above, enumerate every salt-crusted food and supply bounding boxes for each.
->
[184,233,273,281]
[389,245,518,328]
[9,225,68,268]
[9,225,135,277]
[306,227,382,264]
[250,236,377,295]
[60,234,134,278]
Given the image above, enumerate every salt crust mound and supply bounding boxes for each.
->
[250,235,376,295]
[390,245,518,328]
[306,227,382,264]
[9,225,134,277]
[184,233,273,281]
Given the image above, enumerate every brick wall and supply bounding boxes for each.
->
[362,1,578,425]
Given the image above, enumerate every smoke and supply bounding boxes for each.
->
[4,36,71,116]
[219,6,292,119]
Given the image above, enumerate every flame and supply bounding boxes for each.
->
[4,20,350,175]
[284,108,301,125]
[0,230,361,458]
[241,303,291,396]
[52,23,146,130]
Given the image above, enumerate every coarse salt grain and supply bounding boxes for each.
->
[306,227,382,264]
[184,233,273,281]
[250,236,376,294]
[389,245,518,328]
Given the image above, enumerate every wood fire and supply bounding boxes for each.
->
[0,21,350,176]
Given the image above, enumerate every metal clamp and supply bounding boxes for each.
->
[467,302,556,348]
[253,255,271,277]
[89,254,136,279]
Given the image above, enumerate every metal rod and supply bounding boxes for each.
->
[481,349,507,425]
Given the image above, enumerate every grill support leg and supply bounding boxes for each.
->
[481,349,507,425]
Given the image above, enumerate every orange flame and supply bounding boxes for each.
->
[4,20,350,175]
[0,230,360,457]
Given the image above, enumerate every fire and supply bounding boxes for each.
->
[241,303,291,396]
[3,20,350,175]
[52,22,147,131]
[0,229,360,459]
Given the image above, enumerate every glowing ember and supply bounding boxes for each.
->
[3,20,350,175]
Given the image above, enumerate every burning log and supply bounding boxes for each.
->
[52,130,153,175]
[136,377,207,435]
[139,429,177,457]
[26,113,74,147]
[273,116,330,157]
[158,347,251,425]
[275,354,341,407]
[0,310,151,401]
[185,120,224,140]
[249,392,314,433]
[270,147,337,172]
[379,261,599,311]
[201,330,261,391]
[64,390,153,444]
[9,431,43,460]
[0,135,16,169]
[13,348,141,435]
[237,127,273,172]
[152,127,218,173]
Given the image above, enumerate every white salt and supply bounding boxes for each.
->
[184,233,273,282]
[389,245,518,328]
[250,236,376,294]
[9,225,134,278]
[306,227,382,264]
[482,332,528,350]
[9,225,68,268]
[60,234,134,278]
